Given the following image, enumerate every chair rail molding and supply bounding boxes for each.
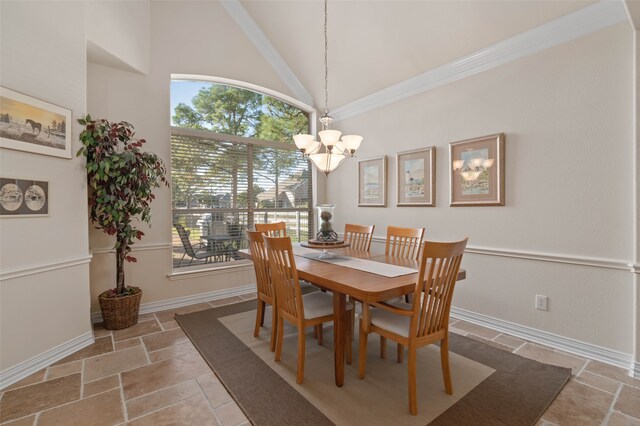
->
[367,235,631,272]
[451,307,635,373]
[91,243,171,255]
[0,332,94,390]
[0,255,92,281]
[332,0,629,121]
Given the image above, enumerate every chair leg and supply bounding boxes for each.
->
[297,325,306,384]
[254,300,264,337]
[317,324,323,346]
[346,312,353,365]
[380,336,387,359]
[313,324,318,339]
[274,315,284,362]
[408,343,417,415]
[440,336,453,394]
[269,303,277,353]
[260,301,266,326]
[358,321,368,379]
[397,343,404,363]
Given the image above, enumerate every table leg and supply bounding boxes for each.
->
[333,291,346,387]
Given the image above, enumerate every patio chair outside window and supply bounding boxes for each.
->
[174,224,218,266]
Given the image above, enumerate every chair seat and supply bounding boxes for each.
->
[302,291,352,320]
[370,302,413,338]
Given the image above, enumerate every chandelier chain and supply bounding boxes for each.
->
[324,0,329,114]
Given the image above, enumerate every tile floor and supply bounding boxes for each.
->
[1,294,639,426]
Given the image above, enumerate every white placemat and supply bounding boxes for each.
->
[293,245,417,278]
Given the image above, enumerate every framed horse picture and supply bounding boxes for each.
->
[0,87,72,159]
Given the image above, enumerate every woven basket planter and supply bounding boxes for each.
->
[98,288,142,330]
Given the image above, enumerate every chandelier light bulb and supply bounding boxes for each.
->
[319,129,342,147]
[341,135,363,152]
[294,134,315,151]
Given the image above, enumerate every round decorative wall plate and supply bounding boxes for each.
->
[0,183,23,211]
[25,184,46,211]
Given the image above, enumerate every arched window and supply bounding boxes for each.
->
[170,76,314,270]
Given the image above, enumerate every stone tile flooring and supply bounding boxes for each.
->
[1,294,639,425]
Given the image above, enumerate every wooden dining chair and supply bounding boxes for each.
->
[358,238,468,415]
[385,225,426,313]
[344,223,375,252]
[246,230,278,352]
[255,222,287,237]
[385,225,425,261]
[343,223,375,338]
[263,235,353,384]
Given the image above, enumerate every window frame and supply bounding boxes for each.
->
[169,75,318,274]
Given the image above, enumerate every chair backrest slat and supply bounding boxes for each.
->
[255,222,287,237]
[385,226,425,261]
[246,231,275,300]
[263,235,302,321]
[413,239,468,338]
[344,223,375,252]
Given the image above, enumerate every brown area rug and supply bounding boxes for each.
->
[176,300,570,426]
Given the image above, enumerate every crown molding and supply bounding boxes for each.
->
[220,0,314,106]
[332,0,629,121]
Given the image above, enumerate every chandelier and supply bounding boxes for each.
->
[293,0,362,177]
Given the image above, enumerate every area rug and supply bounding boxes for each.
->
[176,300,570,426]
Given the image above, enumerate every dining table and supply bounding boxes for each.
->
[239,245,466,387]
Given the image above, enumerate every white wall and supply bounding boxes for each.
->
[327,23,635,354]
[85,0,297,313]
[0,1,91,372]
[85,0,150,74]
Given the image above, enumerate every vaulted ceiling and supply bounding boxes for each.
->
[240,0,598,110]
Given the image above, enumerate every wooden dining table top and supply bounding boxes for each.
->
[239,246,466,303]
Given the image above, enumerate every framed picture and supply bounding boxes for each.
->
[0,177,49,217]
[358,156,387,207]
[396,147,435,206]
[0,87,72,158]
[449,133,505,206]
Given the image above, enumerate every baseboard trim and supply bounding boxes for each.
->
[634,361,640,379]
[91,284,256,323]
[0,332,94,390]
[0,255,93,281]
[450,307,634,372]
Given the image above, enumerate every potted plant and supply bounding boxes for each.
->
[77,115,168,330]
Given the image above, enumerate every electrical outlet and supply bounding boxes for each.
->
[535,295,548,311]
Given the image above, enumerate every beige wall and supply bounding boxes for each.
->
[0,1,91,371]
[85,1,297,312]
[1,0,636,380]
[326,23,635,353]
